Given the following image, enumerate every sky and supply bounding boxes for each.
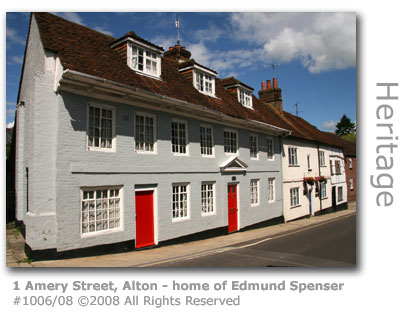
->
[5,12,356,132]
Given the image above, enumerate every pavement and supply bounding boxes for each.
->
[6,201,356,268]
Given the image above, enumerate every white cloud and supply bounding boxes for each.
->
[94,26,114,36]
[230,12,356,73]
[7,121,15,129]
[8,55,24,64]
[322,120,337,131]
[6,27,26,46]
[58,12,85,25]
[7,107,16,116]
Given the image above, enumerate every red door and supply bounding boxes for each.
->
[135,190,155,248]
[228,184,238,233]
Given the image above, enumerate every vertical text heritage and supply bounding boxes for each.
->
[371,83,399,206]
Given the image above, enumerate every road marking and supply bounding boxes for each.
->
[136,212,355,267]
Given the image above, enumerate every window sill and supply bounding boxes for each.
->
[135,150,157,155]
[290,204,301,209]
[87,146,116,153]
[172,217,191,223]
[81,227,123,238]
[172,153,190,157]
[201,212,216,217]
[251,203,260,207]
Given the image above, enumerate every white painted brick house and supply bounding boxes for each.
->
[15,13,295,260]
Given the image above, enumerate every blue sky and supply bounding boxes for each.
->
[6,12,356,131]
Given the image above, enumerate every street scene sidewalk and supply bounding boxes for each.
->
[6,201,356,268]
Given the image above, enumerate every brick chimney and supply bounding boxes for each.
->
[258,78,283,112]
[163,45,192,61]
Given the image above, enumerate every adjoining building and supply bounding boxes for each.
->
[257,79,348,222]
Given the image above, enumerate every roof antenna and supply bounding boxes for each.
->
[293,102,302,117]
[175,13,181,58]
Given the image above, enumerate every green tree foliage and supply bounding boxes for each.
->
[335,114,356,136]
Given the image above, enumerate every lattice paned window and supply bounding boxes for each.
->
[290,187,300,207]
[88,105,114,149]
[135,113,155,152]
[81,187,121,235]
[238,88,252,108]
[130,45,159,77]
[249,134,258,159]
[172,184,189,220]
[224,129,238,154]
[201,183,215,215]
[195,71,214,95]
[250,179,259,205]
[288,147,298,166]
[268,178,275,202]
[319,151,326,166]
[171,120,188,154]
[200,125,213,156]
[267,138,275,160]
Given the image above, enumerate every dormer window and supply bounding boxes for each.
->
[129,44,161,77]
[179,63,217,97]
[238,88,252,108]
[110,32,164,79]
[221,77,254,108]
[194,70,215,96]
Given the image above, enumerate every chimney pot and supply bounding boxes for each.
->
[273,78,278,89]
[261,82,266,91]
[266,80,271,89]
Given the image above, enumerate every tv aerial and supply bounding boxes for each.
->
[293,102,302,117]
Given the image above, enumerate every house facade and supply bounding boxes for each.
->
[15,13,294,259]
[257,79,348,222]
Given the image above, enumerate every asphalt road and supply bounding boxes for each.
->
[148,213,356,267]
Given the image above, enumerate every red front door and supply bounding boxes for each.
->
[135,190,155,248]
[228,184,238,233]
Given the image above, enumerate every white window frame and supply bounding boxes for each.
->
[134,111,157,154]
[288,147,298,166]
[335,160,342,175]
[80,186,123,237]
[349,158,353,169]
[350,179,354,190]
[171,119,189,156]
[250,179,260,206]
[86,102,116,152]
[199,124,214,157]
[268,178,275,203]
[337,186,344,202]
[237,87,253,108]
[194,70,215,96]
[320,181,327,199]
[319,151,326,167]
[172,183,190,222]
[201,182,216,216]
[249,134,259,160]
[224,129,239,155]
[290,187,300,208]
[128,42,161,78]
[267,138,275,160]
[307,154,312,170]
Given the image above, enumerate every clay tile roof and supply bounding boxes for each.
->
[32,12,348,149]
[111,31,164,51]
[221,77,254,91]
[32,12,284,129]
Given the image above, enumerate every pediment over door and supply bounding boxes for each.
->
[219,156,248,173]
